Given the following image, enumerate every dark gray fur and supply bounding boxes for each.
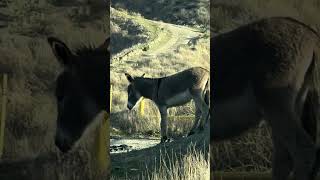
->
[211,17,320,180]
[48,37,109,153]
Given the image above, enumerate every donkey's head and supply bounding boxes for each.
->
[48,37,109,153]
[125,73,145,110]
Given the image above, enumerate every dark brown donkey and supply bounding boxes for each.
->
[211,17,320,180]
[47,37,109,153]
[125,67,210,143]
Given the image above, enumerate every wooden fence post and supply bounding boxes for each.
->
[139,99,144,117]
[110,85,112,112]
[92,112,109,178]
[90,84,111,178]
[0,74,7,158]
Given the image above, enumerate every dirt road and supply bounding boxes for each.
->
[110,12,204,71]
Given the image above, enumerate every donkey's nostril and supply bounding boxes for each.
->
[55,138,71,153]
[127,103,133,110]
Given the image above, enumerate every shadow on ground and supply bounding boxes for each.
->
[111,128,209,179]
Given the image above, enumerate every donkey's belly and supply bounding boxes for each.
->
[165,91,192,107]
[211,86,262,140]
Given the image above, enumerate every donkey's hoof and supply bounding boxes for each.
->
[187,131,195,136]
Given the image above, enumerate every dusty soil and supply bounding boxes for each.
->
[110,137,160,153]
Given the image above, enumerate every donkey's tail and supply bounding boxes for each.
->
[309,50,320,178]
[204,78,210,125]
[312,52,320,146]
[204,78,210,106]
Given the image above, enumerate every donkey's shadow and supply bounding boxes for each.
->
[111,126,209,178]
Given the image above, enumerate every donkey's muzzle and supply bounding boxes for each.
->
[55,138,71,153]
[127,103,133,110]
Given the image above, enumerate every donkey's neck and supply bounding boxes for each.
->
[135,78,158,100]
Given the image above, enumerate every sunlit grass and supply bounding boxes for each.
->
[111,146,209,180]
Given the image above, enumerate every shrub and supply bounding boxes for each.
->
[7,0,53,37]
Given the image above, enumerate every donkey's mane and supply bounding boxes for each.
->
[136,77,158,80]
[74,44,104,57]
[271,17,320,40]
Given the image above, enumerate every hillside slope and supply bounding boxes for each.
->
[110,8,209,115]
[112,0,209,28]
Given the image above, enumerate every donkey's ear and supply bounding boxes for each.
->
[125,73,134,82]
[47,37,73,66]
[141,73,146,78]
[98,38,110,51]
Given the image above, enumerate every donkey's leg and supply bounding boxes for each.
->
[260,89,316,180]
[311,150,320,179]
[288,127,315,180]
[204,89,210,127]
[272,132,293,180]
[188,107,201,136]
[199,96,210,131]
[191,92,209,133]
[295,80,309,119]
[269,113,315,180]
[302,90,320,179]
[158,106,168,143]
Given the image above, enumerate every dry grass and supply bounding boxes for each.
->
[111,107,195,138]
[110,145,209,180]
[0,129,110,180]
[111,8,150,54]
[0,1,109,179]
[0,37,59,158]
[211,125,272,172]
[141,147,209,180]
[111,150,209,180]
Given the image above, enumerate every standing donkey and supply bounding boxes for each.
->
[47,37,109,153]
[125,67,210,143]
[211,17,320,180]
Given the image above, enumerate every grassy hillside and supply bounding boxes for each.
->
[211,0,320,172]
[112,0,209,29]
[111,8,150,55]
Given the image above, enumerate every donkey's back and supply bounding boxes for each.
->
[159,67,210,98]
